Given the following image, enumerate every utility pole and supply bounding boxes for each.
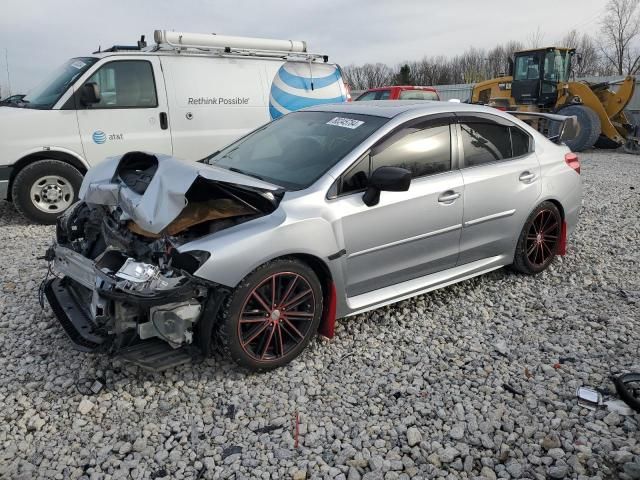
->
[5,49,12,96]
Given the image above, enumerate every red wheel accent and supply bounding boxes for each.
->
[237,272,316,362]
[525,209,560,267]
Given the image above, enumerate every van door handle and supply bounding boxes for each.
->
[159,112,168,130]
[438,191,460,203]
[519,171,536,183]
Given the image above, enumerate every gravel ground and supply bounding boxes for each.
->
[0,150,639,480]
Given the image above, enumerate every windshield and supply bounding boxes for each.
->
[206,111,388,190]
[543,49,571,83]
[21,57,98,109]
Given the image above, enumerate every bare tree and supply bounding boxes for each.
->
[527,27,546,48]
[560,30,603,76]
[342,63,394,90]
[600,0,640,74]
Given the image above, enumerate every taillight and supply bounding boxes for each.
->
[565,152,580,174]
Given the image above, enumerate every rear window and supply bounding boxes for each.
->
[356,89,392,101]
[399,90,438,101]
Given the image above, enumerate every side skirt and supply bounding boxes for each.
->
[344,255,508,317]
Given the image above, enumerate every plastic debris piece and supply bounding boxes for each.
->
[294,412,300,449]
[226,404,236,420]
[221,445,242,459]
[503,383,524,396]
[254,424,280,434]
[576,386,603,410]
[613,372,640,412]
[604,399,635,416]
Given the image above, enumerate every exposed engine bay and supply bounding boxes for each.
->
[44,151,282,362]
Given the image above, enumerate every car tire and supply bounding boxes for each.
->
[511,201,562,275]
[554,105,601,152]
[216,258,323,371]
[11,159,83,224]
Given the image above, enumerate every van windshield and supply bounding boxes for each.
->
[206,111,388,190]
[21,57,98,109]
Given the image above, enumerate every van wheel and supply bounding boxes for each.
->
[11,159,83,224]
[216,258,323,371]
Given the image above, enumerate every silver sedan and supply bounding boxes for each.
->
[44,101,582,371]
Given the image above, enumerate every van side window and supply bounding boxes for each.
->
[84,61,158,109]
[371,124,451,178]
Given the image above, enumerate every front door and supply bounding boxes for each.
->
[332,116,464,298]
[75,57,172,166]
[455,114,541,265]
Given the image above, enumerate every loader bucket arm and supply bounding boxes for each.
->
[563,76,636,146]
[591,76,635,119]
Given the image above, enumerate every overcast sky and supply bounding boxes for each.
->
[0,0,605,95]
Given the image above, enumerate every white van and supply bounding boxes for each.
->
[0,30,349,223]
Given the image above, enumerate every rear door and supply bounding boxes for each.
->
[332,114,464,297]
[455,113,541,265]
[75,57,172,165]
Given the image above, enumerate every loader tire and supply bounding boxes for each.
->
[555,105,601,152]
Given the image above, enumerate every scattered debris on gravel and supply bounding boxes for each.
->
[0,151,638,479]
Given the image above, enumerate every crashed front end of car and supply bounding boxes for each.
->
[43,151,282,370]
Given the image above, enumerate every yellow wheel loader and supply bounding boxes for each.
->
[471,47,639,153]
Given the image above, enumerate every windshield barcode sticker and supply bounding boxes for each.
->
[71,60,86,70]
[326,117,364,129]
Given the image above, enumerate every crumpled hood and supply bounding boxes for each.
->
[79,152,281,234]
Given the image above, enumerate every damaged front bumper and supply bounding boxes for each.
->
[45,244,210,353]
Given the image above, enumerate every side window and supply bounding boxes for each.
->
[84,61,157,108]
[356,91,377,101]
[510,127,530,157]
[371,123,451,178]
[459,122,511,167]
[339,155,370,195]
[378,90,391,100]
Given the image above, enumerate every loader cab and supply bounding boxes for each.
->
[511,47,574,107]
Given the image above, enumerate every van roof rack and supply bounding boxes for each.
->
[94,35,148,54]
[153,30,329,62]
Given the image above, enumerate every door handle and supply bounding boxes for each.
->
[438,191,460,203]
[519,171,536,183]
[159,112,168,130]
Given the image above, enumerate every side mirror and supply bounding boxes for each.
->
[362,166,411,207]
[80,82,101,106]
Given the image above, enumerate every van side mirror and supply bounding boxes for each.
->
[362,166,411,207]
[80,82,101,106]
